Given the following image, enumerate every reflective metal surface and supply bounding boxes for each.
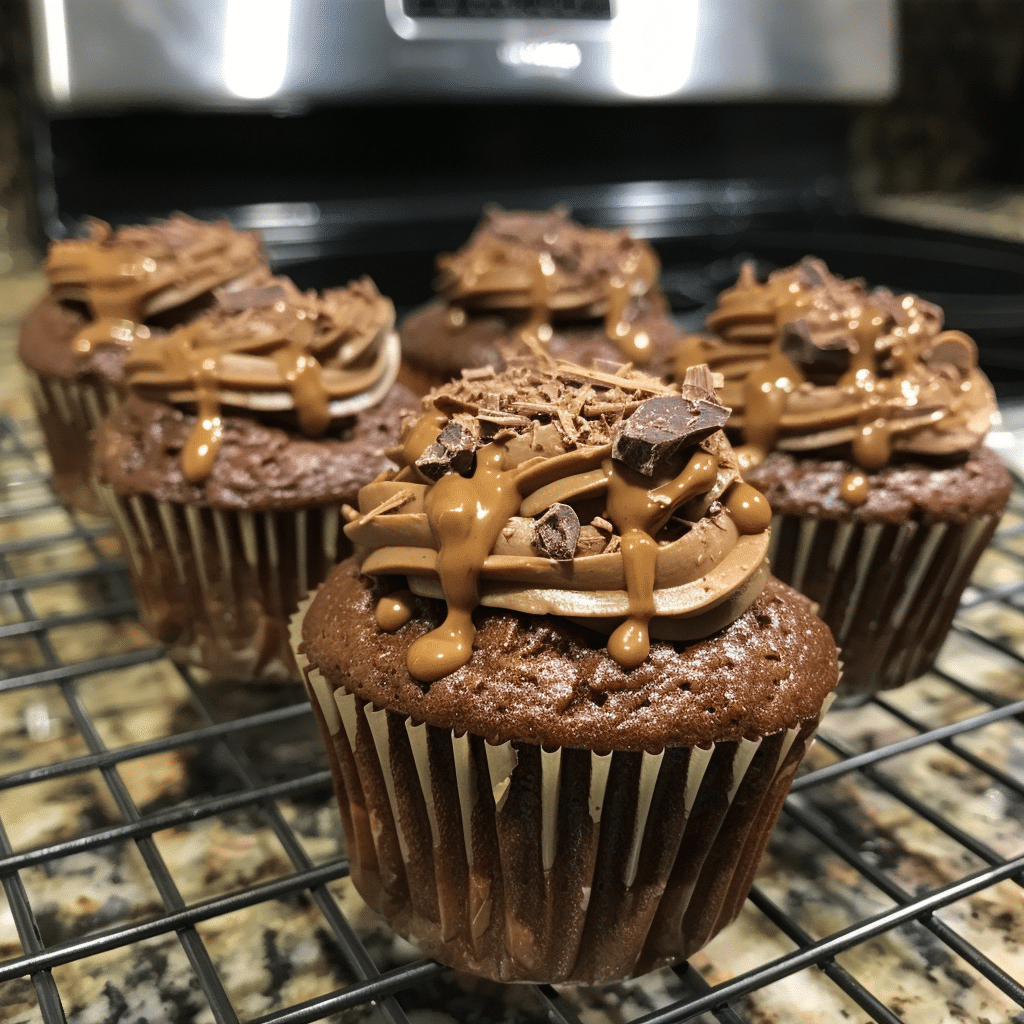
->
[29,0,897,110]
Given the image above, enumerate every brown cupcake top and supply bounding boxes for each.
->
[433,206,664,365]
[302,559,838,750]
[674,258,1000,495]
[344,358,773,683]
[122,276,400,481]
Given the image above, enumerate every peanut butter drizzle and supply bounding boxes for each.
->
[520,252,557,347]
[269,313,332,437]
[603,246,658,364]
[704,262,987,502]
[46,217,265,358]
[840,472,869,506]
[125,279,396,481]
[376,589,416,631]
[408,443,523,682]
[603,451,719,668]
[181,360,224,483]
[72,318,152,355]
[363,360,774,681]
[441,208,661,364]
[49,239,161,355]
[139,308,336,481]
[723,482,773,533]
[403,412,448,466]
[739,348,806,465]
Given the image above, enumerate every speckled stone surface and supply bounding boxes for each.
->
[1,268,1023,1023]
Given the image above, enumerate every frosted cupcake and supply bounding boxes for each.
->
[94,275,416,682]
[675,258,1012,702]
[19,216,269,515]
[293,358,838,983]
[399,206,680,391]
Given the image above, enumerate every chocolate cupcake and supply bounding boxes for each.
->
[292,358,838,983]
[19,216,269,515]
[675,258,1012,703]
[399,207,680,391]
[93,276,416,682]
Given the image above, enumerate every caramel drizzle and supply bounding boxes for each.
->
[688,262,980,494]
[379,402,770,680]
[603,451,719,667]
[135,307,339,482]
[514,245,659,364]
[46,219,261,357]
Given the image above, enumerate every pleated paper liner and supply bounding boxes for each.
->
[766,511,1000,705]
[289,590,836,985]
[26,369,120,517]
[98,485,345,682]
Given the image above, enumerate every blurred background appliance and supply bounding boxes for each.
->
[10,0,1024,396]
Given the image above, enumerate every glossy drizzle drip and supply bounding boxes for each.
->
[408,444,523,681]
[45,217,266,358]
[354,360,773,681]
[604,452,719,667]
[376,590,416,631]
[124,277,397,481]
[437,207,662,364]
[678,258,998,501]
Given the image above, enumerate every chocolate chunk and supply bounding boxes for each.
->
[780,319,852,380]
[532,503,581,561]
[681,364,720,403]
[612,395,729,476]
[796,257,830,290]
[415,421,478,480]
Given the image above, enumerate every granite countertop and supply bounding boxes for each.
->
[1,267,1023,1024]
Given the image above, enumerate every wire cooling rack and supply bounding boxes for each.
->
[0,411,1022,1024]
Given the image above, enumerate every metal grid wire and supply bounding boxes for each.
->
[0,411,1023,1024]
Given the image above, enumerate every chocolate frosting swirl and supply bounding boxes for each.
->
[123,276,400,482]
[435,206,663,364]
[344,358,772,681]
[674,258,1000,479]
[44,215,270,360]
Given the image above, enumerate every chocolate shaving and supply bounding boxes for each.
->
[477,409,532,428]
[532,503,581,561]
[216,283,289,312]
[432,394,479,416]
[681,364,719,403]
[353,489,415,526]
[780,319,852,378]
[612,394,729,476]
[461,365,496,381]
[415,421,479,480]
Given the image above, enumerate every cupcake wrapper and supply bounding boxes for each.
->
[290,594,831,984]
[26,369,120,516]
[767,512,999,701]
[100,487,343,681]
